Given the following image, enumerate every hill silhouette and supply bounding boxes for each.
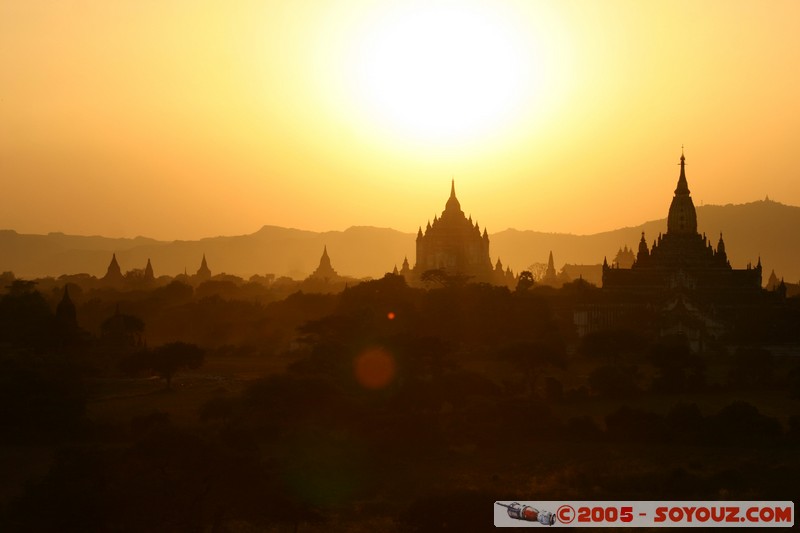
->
[1,199,797,283]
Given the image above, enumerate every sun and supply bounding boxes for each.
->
[346,3,539,146]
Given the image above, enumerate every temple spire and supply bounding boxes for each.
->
[637,231,650,263]
[196,253,211,279]
[546,251,556,277]
[144,258,154,282]
[103,252,123,283]
[667,148,698,235]
[56,285,78,330]
[675,148,690,195]
[444,179,462,213]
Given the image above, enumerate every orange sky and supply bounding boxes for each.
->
[2,1,799,240]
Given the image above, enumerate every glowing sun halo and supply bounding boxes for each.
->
[349,4,537,145]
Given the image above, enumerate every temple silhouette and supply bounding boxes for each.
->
[602,151,762,296]
[612,246,635,269]
[144,258,155,282]
[96,253,218,287]
[196,254,212,281]
[308,246,339,281]
[538,251,564,287]
[300,246,358,293]
[411,180,497,284]
[102,253,124,285]
[578,151,769,350]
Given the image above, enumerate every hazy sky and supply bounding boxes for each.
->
[2,1,799,240]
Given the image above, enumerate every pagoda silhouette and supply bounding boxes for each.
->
[412,180,494,283]
[602,150,762,297]
[579,150,766,350]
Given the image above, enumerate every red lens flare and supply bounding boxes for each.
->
[354,347,396,390]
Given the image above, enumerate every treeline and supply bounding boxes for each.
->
[1,273,800,531]
[4,372,797,531]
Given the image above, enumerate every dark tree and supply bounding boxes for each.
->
[579,328,646,364]
[588,364,642,399]
[101,308,145,349]
[154,342,204,389]
[515,270,534,292]
[0,351,86,440]
[499,339,567,395]
[420,268,469,288]
[124,342,205,390]
[649,334,706,393]
[727,346,774,389]
[0,279,54,349]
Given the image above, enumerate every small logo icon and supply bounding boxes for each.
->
[557,504,575,524]
[496,502,556,525]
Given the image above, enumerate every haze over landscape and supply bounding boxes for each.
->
[2,199,799,283]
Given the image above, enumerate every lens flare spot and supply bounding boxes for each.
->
[354,347,396,390]
[387,311,396,320]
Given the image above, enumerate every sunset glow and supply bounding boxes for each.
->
[1,1,799,240]
[345,3,540,145]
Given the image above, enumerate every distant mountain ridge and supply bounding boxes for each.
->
[1,199,798,283]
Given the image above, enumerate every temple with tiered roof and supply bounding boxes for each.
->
[602,151,762,298]
[413,180,494,282]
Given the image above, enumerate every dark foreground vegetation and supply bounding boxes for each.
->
[1,274,799,531]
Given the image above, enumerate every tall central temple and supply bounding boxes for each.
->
[413,181,493,281]
[602,151,762,297]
